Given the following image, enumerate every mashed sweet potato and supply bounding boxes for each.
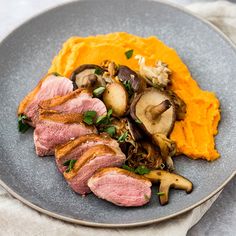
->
[48,32,220,161]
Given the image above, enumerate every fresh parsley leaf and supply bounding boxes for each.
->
[96,115,107,124]
[122,164,135,172]
[94,67,103,75]
[125,49,134,59]
[123,80,134,96]
[117,131,128,143]
[93,87,105,97]
[85,111,97,117]
[83,110,97,125]
[52,72,61,76]
[107,109,112,118]
[64,160,77,173]
[122,164,150,175]
[157,192,165,196]
[63,160,71,166]
[104,126,116,137]
[18,114,30,133]
[135,119,142,124]
[96,109,113,125]
[83,117,93,125]
[134,165,150,175]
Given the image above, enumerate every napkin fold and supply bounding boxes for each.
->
[1,1,235,235]
[0,188,221,236]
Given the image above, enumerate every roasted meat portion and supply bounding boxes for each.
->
[55,133,120,173]
[88,167,152,207]
[63,145,125,195]
[39,88,107,116]
[18,74,73,126]
[34,110,96,156]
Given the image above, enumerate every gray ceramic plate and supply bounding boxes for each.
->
[0,0,235,228]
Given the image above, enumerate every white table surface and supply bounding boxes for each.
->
[0,0,235,235]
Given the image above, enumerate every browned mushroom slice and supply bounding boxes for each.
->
[141,141,163,168]
[70,64,106,90]
[108,118,144,155]
[166,90,186,121]
[101,60,118,77]
[144,170,193,205]
[103,82,128,117]
[127,119,143,141]
[126,141,163,169]
[117,65,145,93]
[130,88,176,136]
[111,118,143,142]
[152,133,176,171]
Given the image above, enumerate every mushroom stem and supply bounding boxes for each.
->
[145,100,172,120]
[144,170,193,205]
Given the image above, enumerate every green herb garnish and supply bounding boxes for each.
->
[122,164,135,172]
[103,126,116,137]
[18,114,30,133]
[117,131,128,143]
[94,67,103,75]
[157,192,165,196]
[135,119,142,124]
[107,108,112,118]
[63,160,71,166]
[52,72,61,76]
[122,164,150,175]
[96,109,113,125]
[63,160,77,173]
[93,87,105,97]
[123,80,134,96]
[123,80,132,91]
[134,165,150,175]
[125,49,134,59]
[96,115,107,124]
[83,110,97,125]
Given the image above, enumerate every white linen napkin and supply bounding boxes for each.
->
[0,1,235,235]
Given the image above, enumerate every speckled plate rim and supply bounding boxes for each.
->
[0,0,235,228]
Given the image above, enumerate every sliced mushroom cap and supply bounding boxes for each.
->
[127,119,143,141]
[70,64,106,90]
[144,170,193,205]
[130,88,176,136]
[103,82,128,117]
[117,65,144,92]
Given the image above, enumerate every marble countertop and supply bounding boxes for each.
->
[0,0,235,235]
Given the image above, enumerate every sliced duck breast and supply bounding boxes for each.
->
[55,133,119,173]
[88,167,152,207]
[34,110,97,156]
[18,74,73,126]
[63,145,125,195]
[39,89,107,116]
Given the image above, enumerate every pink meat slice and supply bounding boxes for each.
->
[51,94,107,116]
[24,75,73,126]
[88,168,152,207]
[34,120,96,156]
[55,134,119,173]
[67,154,125,195]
